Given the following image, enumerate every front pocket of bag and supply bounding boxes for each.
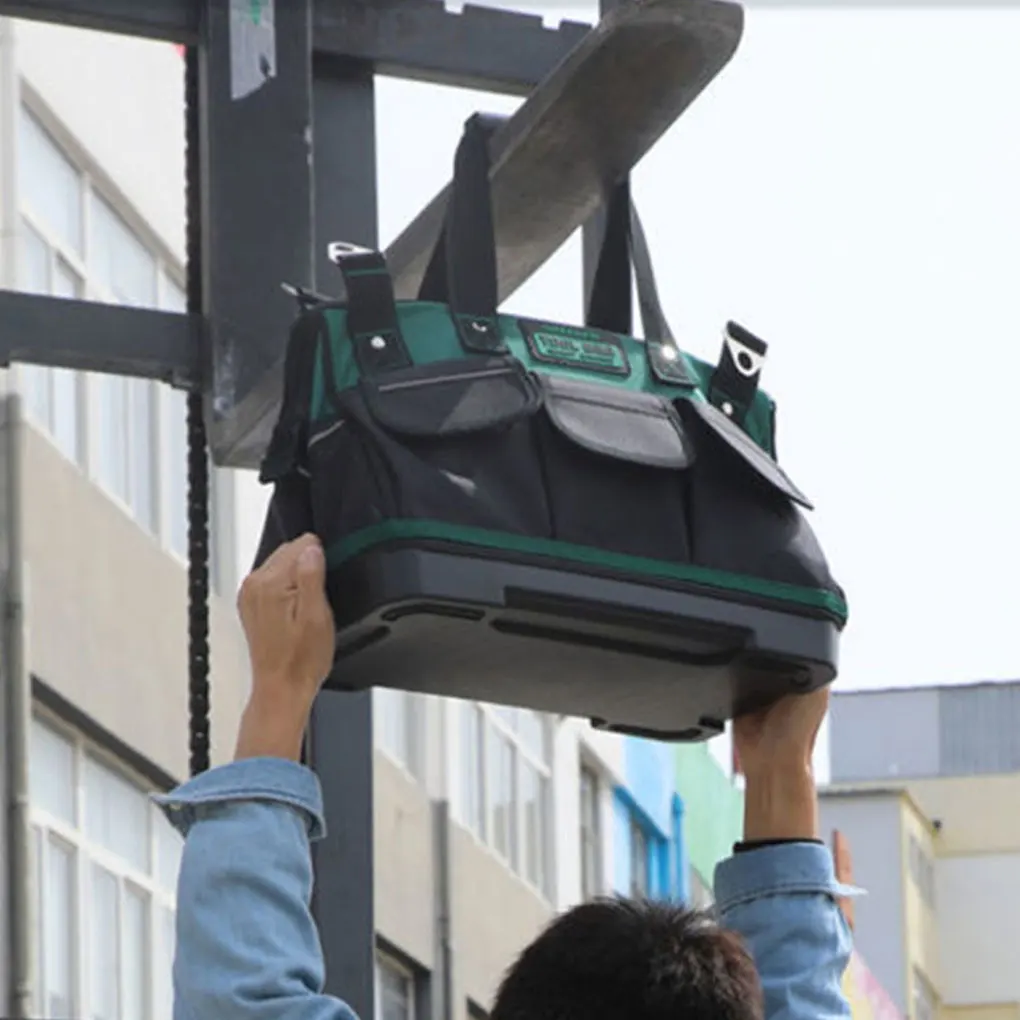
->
[677,398,837,593]
[307,414,398,546]
[534,374,694,561]
[328,356,552,537]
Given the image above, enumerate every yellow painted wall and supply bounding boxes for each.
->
[900,798,940,1017]
[907,775,1020,857]
[942,1004,1020,1020]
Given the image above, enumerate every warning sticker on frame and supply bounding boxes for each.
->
[519,319,630,378]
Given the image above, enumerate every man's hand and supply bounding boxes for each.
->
[234,534,336,762]
[733,686,830,843]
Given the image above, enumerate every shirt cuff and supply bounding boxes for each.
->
[734,838,824,853]
[152,757,326,841]
[715,841,863,912]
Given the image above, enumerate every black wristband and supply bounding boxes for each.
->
[733,838,824,854]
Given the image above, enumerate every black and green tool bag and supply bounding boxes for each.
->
[255,113,847,741]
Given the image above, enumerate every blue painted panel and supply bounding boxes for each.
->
[612,791,632,896]
[623,736,675,836]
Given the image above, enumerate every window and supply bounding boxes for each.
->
[579,765,602,899]
[908,834,935,908]
[17,217,85,464]
[630,818,650,897]
[18,104,84,254]
[375,689,423,776]
[14,104,229,589]
[375,953,415,1020]
[459,702,553,896]
[29,715,181,1020]
[89,194,158,308]
[912,969,936,1020]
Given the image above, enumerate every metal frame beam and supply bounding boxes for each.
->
[0,292,201,386]
[0,0,587,93]
[0,0,196,42]
[314,1,589,95]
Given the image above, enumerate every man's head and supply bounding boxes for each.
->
[491,897,763,1020]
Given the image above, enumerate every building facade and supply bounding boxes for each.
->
[0,17,695,1020]
[675,739,743,904]
[826,682,1020,1020]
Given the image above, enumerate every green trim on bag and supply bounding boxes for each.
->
[325,519,849,624]
[309,302,778,456]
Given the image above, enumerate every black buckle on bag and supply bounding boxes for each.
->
[708,321,767,424]
[328,242,413,376]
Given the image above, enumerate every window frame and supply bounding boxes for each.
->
[28,710,180,1020]
[579,763,603,900]
[458,702,554,899]
[629,815,650,898]
[374,688,425,778]
[908,833,936,909]
[13,98,230,593]
[375,950,417,1020]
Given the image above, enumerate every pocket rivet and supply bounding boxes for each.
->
[370,335,387,350]
[660,345,679,362]
[471,320,489,332]
[722,401,734,416]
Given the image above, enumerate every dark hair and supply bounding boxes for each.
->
[490,898,763,1020]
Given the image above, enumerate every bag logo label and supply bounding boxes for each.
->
[519,319,630,377]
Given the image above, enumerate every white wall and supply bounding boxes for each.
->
[14,19,185,261]
[819,794,908,1012]
[938,852,1020,1007]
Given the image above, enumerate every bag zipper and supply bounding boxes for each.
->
[308,418,347,451]
[375,365,514,393]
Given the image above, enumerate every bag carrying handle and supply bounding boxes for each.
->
[587,179,770,421]
[417,112,765,406]
[418,113,695,388]
[419,113,506,355]
[586,178,672,342]
[585,178,697,386]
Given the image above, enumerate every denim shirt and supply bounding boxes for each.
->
[156,757,857,1020]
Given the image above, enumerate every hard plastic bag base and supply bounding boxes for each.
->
[323,546,838,741]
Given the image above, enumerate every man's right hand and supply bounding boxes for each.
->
[234,534,336,762]
[733,687,830,844]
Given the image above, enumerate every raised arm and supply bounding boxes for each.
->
[156,535,349,1020]
[713,689,857,1020]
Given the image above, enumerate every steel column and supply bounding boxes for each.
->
[307,58,379,1020]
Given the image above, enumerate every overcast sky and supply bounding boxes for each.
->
[235,4,1020,696]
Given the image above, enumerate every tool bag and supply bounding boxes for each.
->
[254,113,847,740]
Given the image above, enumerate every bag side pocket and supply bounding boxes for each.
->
[677,398,838,596]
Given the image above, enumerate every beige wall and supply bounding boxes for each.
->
[450,824,552,1016]
[374,746,555,1020]
[20,424,250,782]
[375,753,436,970]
